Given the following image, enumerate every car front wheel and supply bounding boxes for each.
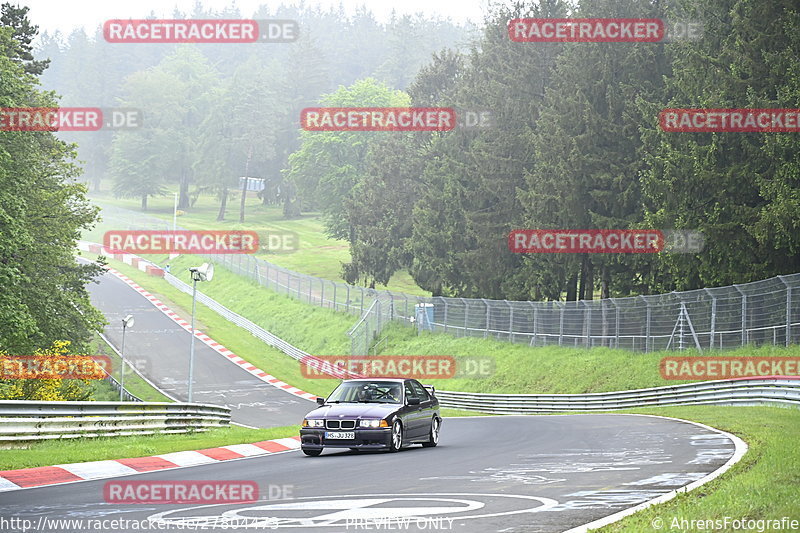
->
[302,448,322,457]
[421,417,440,448]
[389,420,403,452]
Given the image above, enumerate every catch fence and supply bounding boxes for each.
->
[88,205,800,354]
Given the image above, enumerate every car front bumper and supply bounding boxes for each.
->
[300,427,393,450]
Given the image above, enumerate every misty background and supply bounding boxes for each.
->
[28,0,800,301]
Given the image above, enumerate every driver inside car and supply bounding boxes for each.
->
[386,384,401,402]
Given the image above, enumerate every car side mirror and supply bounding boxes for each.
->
[407,397,420,406]
[316,397,325,405]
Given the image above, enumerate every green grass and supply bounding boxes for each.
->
[0,425,299,470]
[90,333,172,402]
[85,377,122,402]
[95,254,347,399]
[374,323,800,394]
[595,405,800,532]
[86,185,429,296]
[87,252,800,399]
[75,243,800,530]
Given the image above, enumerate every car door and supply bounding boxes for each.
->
[402,380,423,439]
[411,380,436,437]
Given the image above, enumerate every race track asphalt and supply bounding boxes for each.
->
[0,414,737,532]
[84,263,313,428]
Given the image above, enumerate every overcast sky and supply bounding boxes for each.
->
[23,0,490,36]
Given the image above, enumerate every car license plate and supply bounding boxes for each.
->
[325,431,355,440]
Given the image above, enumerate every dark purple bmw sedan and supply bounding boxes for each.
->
[300,378,441,456]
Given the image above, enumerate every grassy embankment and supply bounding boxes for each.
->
[83,254,799,531]
[87,186,428,296]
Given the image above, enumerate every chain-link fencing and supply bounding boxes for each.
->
[88,205,800,354]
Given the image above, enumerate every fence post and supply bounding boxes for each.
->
[443,297,448,334]
[531,301,538,346]
[333,282,337,311]
[585,301,592,347]
[789,286,793,347]
[483,299,490,338]
[704,288,716,349]
[558,302,565,346]
[507,301,514,342]
[613,299,620,349]
[779,276,791,347]
[462,298,469,337]
[734,285,746,346]
[641,296,651,353]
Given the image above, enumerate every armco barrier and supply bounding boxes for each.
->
[0,401,231,441]
[434,377,800,414]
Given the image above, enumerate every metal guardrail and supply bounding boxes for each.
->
[434,378,800,414]
[0,401,231,441]
[164,272,311,364]
[102,371,141,403]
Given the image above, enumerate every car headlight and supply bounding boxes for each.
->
[302,419,324,428]
[360,419,388,428]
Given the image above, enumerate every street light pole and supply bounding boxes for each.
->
[188,275,198,402]
[119,314,134,401]
[187,263,213,403]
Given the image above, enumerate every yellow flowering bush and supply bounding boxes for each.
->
[0,341,96,401]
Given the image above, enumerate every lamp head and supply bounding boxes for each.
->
[190,263,214,282]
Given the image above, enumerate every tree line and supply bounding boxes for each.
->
[36,4,475,216]
[1,3,103,399]
[34,0,800,301]
[291,0,800,298]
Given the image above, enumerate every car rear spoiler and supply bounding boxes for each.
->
[422,384,436,396]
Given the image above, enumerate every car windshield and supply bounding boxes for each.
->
[326,381,402,404]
